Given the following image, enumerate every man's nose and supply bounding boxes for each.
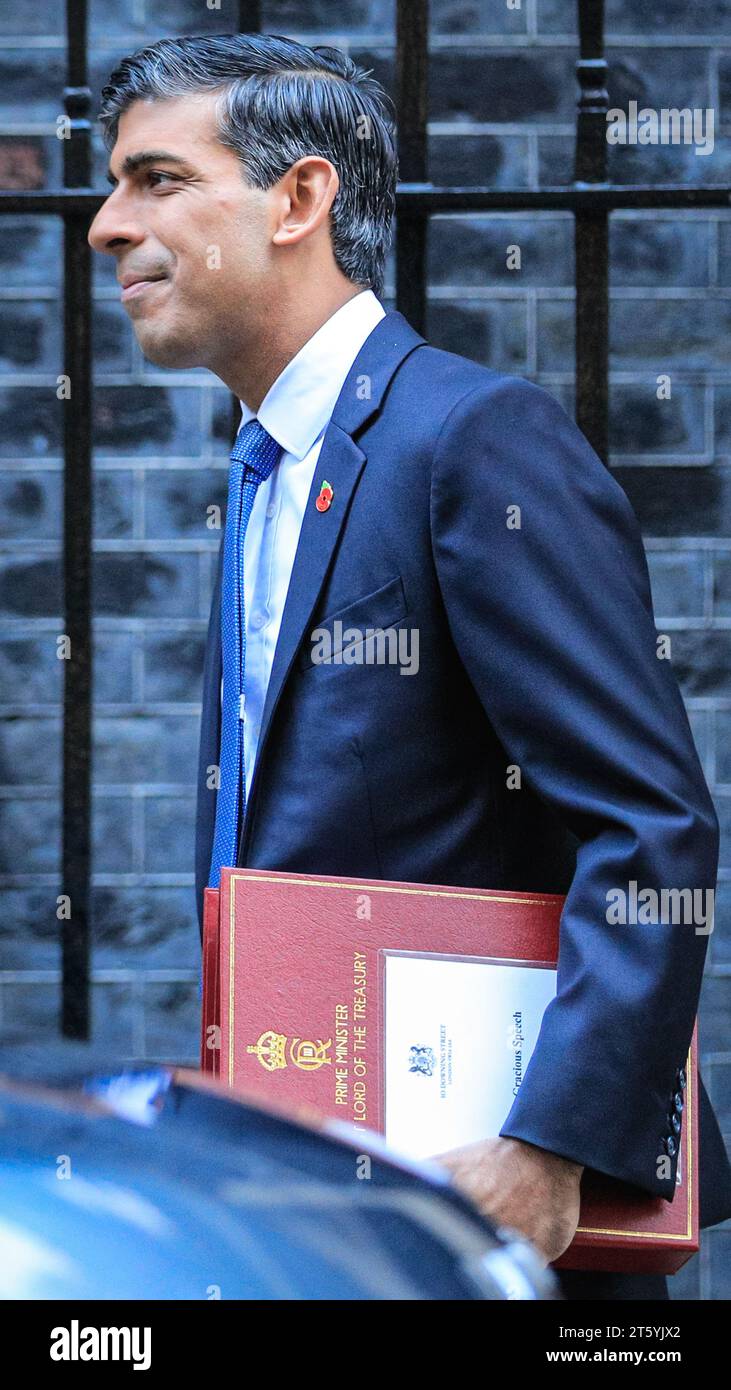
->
[87,193,144,255]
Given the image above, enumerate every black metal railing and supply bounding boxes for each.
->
[0,0,727,1038]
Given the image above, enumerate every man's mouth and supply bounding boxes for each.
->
[120,275,168,303]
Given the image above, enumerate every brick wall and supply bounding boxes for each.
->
[0,0,728,1298]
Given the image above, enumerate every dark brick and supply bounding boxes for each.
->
[714,388,731,452]
[611,299,731,370]
[535,0,578,34]
[93,386,203,457]
[142,980,199,1064]
[606,47,711,116]
[0,886,61,972]
[645,551,705,619]
[144,795,195,873]
[718,222,731,288]
[0,982,60,1045]
[95,629,135,704]
[608,136,731,189]
[94,472,134,540]
[0,300,60,370]
[708,1053,731,1138]
[429,215,573,286]
[92,714,200,785]
[0,636,63,704]
[92,553,200,618]
[536,300,573,373]
[660,630,731,698]
[143,469,228,540]
[143,633,206,703]
[0,796,59,874]
[607,0,729,32]
[92,793,136,874]
[540,0,729,35]
[708,1230,731,1298]
[0,218,62,287]
[0,135,61,191]
[0,471,61,540]
[617,467,731,537]
[92,303,136,372]
[699,972,729,1052]
[715,710,731,783]
[212,390,239,448]
[708,880,731,967]
[687,707,710,771]
[92,885,198,968]
[201,547,222,613]
[715,794,731,873]
[537,134,574,188]
[430,49,575,124]
[428,132,531,188]
[713,555,731,618]
[611,219,711,289]
[426,299,528,371]
[431,0,527,34]
[0,50,67,120]
[0,556,62,619]
[89,0,139,33]
[89,981,138,1056]
[0,715,61,785]
[0,2,65,34]
[0,387,62,457]
[610,384,706,456]
[720,55,731,128]
[264,0,389,29]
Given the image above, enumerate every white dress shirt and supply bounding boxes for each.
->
[221,288,386,803]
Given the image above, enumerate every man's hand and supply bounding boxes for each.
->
[432,1135,584,1264]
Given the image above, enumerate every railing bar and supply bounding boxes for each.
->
[1,187,730,215]
[574,0,609,462]
[61,0,93,1039]
[395,0,429,332]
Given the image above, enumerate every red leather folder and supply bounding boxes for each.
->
[200,867,698,1273]
[200,882,220,1077]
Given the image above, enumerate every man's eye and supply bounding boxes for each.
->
[147,171,178,187]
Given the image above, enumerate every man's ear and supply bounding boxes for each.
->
[271,157,339,249]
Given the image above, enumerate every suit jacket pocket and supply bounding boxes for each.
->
[298,574,408,673]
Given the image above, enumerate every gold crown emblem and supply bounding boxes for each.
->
[247,1030,288,1072]
[246,1031,333,1073]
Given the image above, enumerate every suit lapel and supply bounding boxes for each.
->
[218,308,426,863]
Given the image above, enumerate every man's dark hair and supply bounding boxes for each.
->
[98,32,398,297]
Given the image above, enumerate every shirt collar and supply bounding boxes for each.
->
[238,289,386,461]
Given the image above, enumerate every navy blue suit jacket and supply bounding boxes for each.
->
[195,309,731,1223]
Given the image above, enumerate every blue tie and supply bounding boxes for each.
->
[208,418,283,889]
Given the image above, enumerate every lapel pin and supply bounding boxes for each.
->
[315,479,334,512]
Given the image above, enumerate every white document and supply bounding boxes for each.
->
[384,951,557,1160]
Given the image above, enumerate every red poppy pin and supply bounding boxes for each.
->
[315,479,334,512]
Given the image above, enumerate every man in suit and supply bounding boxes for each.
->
[89,32,731,1299]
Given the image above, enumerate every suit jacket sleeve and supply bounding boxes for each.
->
[430,374,719,1199]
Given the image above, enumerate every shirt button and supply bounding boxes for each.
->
[266,503,276,519]
[250,610,266,630]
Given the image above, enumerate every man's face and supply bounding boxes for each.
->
[88,92,273,373]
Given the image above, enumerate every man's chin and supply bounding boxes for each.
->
[134,330,202,370]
